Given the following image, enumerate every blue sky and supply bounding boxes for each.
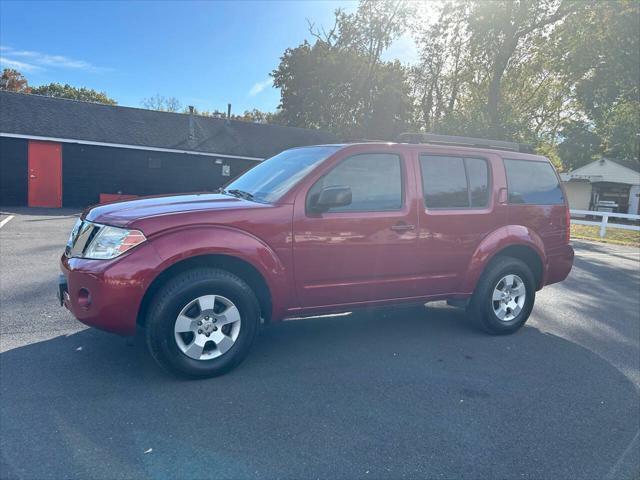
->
[0,0,419,114]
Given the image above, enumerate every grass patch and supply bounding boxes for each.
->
[571,224,640,247]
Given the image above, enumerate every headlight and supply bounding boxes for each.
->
[67,218,83,246]
[83,225,146,260]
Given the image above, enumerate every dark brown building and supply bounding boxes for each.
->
[0,91,337,207]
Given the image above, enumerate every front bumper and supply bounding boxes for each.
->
[57,274,69,306]
[59,242,164,336]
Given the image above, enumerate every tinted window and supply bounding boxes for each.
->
[308,153,403,212]
[504,159,564,204]
[420,156,489,208]
[420,156,468,208]
[224,146,341,203]
[465,158,490,207]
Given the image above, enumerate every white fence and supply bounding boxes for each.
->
[570,209,640,238]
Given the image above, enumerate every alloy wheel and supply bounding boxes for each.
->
[174,295,241,360]
[491,274,526,322]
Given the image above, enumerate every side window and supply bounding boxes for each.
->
[504,159,564,205]
[419,155,489,209]
[465,158,489,207]
[307,153,403,212]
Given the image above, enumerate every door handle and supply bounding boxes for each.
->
[498,187,508,204]
[391,223,415,232]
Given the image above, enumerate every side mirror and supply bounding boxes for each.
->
[312,185,352,212]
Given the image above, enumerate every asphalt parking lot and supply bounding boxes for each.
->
[1,208,639,480]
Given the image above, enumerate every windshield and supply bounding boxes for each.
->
[223,145,341,203]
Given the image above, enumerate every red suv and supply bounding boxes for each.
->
[59,136,574,377]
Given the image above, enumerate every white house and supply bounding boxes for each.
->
[561,158,640,214]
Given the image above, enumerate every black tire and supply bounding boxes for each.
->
[466,256,535,335]
[145,268,260,378]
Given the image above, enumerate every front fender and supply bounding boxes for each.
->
[460,225,547,293]
[147,225,291,319]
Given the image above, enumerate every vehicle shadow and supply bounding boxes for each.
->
[1,304,638,480]
[535,249,640,387]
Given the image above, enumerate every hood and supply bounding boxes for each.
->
[84,193,262,226]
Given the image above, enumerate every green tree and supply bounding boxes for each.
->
[556,120,603,171]
[178,106,281,124]
[411,2,471,133]
[272,0,415,140]
[551,0,639,164]
[412,0,578,141]
[467,0,577,136]
[0,69,30,93]
[30,82,116,105]
[182,106,225,117]
[234,109,284,124]
[410,0,638,170]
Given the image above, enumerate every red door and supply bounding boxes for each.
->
[292,150,421,309]
[28,141,62,208]
[414,151,508,295]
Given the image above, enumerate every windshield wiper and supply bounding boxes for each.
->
[224,189,255,201]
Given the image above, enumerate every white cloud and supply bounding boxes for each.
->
[249,78,272,96]
[0,57,41,72]
[0,46,104,72]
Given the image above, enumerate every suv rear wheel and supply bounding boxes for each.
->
[467,257,535,334]
[145,268,260,378]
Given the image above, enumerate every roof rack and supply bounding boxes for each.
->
[397,132,534,154]
[346,138,388,143]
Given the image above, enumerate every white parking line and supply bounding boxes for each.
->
[576,252,640,257]
[0,215,15,229]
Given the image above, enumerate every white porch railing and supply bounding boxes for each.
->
[570,209,640,238]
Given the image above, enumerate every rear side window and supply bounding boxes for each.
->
[308,153,403,212]
[504,159,564,205]
[419,155,489,209]
[466,158,490,207]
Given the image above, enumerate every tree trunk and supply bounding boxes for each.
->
[486,62,505,135]
[486,37,518,137]
[485,0,574,137]
[447,42,462,113]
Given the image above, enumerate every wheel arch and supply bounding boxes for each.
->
[491,244,544,288]
[461,226,547,293]
[137,254,273,328]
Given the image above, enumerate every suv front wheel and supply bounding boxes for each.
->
[145,268,260,378]
[467,257,536,334]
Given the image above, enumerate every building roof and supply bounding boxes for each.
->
[0,91,338,160]
[561,158,640,186]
